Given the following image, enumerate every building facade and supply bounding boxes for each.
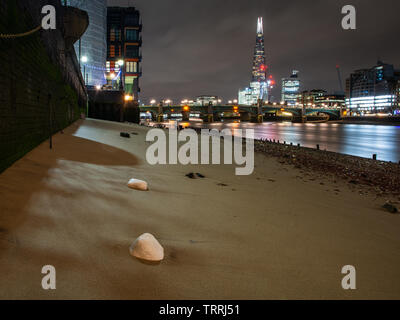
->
[193,96,220,106]
[239,17,272,105]
[281,70,300,105]
[346,61,400,114]
[106,7,142,99]
[299,90,345,109]
[66,0,107,87]
[298,89,326,107]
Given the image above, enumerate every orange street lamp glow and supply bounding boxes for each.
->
[125,95,133,101]
[183,105,190,112]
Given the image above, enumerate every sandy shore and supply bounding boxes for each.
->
[0,118,400,299]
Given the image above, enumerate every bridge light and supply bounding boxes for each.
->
[183,105,190,112]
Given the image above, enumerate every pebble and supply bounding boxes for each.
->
[128,179,148,191]
[129,233,164,262]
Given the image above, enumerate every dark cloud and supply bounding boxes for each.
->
[108,0,400,103]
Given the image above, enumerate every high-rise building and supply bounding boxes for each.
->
[281,70,301,105]
[66,0,107,87]
[252,17,266,83]
[346,61,400,114]
[239,18,273,105]
[106,7,142,99]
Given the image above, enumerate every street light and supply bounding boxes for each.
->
[125,94,134,101]
[150,99,156,105]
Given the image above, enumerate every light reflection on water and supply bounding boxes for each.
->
[160,120,400,163]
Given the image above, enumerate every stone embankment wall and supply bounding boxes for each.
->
[0,0,87,173]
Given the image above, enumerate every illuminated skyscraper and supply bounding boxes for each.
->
[66,0,107,87]
[252,17,267,83]
[239,18,272,105]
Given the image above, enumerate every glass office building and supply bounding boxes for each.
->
[66,0,107,87]
[281,70,301,106]
[345,61,400,114]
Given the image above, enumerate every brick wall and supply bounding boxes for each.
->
[0,0,86,173]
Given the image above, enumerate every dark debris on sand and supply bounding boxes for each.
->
[186,173,206,179]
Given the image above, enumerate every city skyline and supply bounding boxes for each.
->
[108,0,400,103]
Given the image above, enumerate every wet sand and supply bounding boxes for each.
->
[0,118,399,299]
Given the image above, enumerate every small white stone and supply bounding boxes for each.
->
[127,178,148,191]
[129,233,164,262]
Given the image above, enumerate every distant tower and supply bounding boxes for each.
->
[252,17,267,83]
[238,17,271,105]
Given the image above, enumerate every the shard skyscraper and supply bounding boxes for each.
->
[252,17,267,83]
[238,17,270,105]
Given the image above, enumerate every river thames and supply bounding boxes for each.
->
[177,121,400,163]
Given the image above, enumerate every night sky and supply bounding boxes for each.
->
[108,0,400,103]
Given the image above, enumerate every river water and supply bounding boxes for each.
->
[176,121,400,163]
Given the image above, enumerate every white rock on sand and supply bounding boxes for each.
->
[127,178,148,191]
[129,233,164,262]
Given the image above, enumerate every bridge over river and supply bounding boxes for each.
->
[139,103,343,123]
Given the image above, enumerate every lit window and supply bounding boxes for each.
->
[109,45,115,57]
[126,62,138,73]
[110,27,121,41]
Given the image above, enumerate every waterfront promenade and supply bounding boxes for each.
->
[0,119,399,299]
